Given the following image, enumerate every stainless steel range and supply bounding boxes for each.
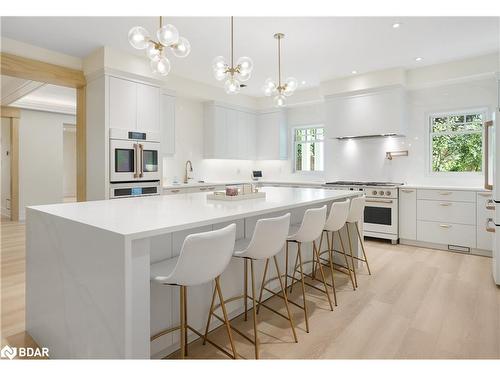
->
[324,181,404,244]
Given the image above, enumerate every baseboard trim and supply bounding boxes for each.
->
[400,238,492,258]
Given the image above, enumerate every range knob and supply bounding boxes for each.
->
[372,190,377,195]
[379,190,385,196]
[386,190,391,196]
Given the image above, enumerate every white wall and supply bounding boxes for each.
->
[63,125,77,197]
[18,109,76,220]
[1,118,11,218]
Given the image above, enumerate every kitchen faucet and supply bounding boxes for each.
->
[184,160,193,184]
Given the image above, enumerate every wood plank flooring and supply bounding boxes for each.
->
[1,218,499,359]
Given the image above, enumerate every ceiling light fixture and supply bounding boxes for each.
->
[392,23,401,29]
[212,16,254,95]
[351,70,358,74]
[263,33,298,107]
[415,57,423,62]
[128,16,191,76]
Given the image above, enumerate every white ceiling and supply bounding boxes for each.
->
[1,17,499,96]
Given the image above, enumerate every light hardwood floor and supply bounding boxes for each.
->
[1,218,499,359]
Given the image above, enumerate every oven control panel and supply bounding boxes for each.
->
[368,189,398,198]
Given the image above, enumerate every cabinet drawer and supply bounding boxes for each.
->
[417,220,476,248]
[417,200,475,225]
[163,188,185,195]
[417,189,475,202]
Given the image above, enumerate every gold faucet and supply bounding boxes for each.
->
[184,160,193,184]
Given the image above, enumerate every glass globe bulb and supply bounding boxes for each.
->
[237,70,251,82]
[212,56,227,71]
[171,37,191,58]
[157,24,179,46]
[273,94,286,107]
[146,43,162,62]
[224,77,240,95]
[214,68,227,81]
[262,78,277,96]
[128,26,150,50]
[151,56,171,76]
[236,56,253,74]
[285,77,298,92]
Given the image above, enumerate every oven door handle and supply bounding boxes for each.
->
[366,199,393,204]
[138,143,144,178]
[133,144,139,178]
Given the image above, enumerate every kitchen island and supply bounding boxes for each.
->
[26,187,362,359]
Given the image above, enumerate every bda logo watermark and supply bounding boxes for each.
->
[1,344,49,359]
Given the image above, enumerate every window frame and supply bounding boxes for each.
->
[427,108,487,176]
[292,124,325,175]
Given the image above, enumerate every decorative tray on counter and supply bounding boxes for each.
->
[207,191,266,201]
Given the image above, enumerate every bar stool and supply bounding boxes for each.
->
[344,196,371,288]
[317,199,356,295]
[150,223,237,359]
[205,213,297,359]
[285,205,333,334]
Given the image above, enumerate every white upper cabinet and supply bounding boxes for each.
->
[203,102,256,160]
[325,86,407,138]
[256,110,287,160]
[160,94,175,155]
[108,76,160,134]
[109,76,137,131]
[137,83,160,133]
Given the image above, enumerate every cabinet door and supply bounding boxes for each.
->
[160,94,175,154]
[137,83,160,133]
[245,112,257,160]
[212,106,227,158]
[109,77,137,130]
[256,110,287,160]
[225,108,239,158]
[399,188,417,240]
[477,192,494,250]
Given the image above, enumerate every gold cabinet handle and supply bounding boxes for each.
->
[199,187,207,191]
[486,218,496,233]
[438,191,452,195]
[170,189,181,193]
[439,202,452,206]
[207,187,215,190]
[400,189,415,193]
[439,224,452,229]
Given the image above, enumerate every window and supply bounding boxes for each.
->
[294,126,324,172]
[430,111,484,173]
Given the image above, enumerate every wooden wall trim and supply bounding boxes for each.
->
[1,106,21,118]
[10,118,19,221]
[1,52,86,88]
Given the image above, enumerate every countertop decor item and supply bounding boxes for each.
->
[262,33,298,107]
[128,16,191,76]
[212,16,254,95]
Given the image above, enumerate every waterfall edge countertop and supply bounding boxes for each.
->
[27,187,362,240]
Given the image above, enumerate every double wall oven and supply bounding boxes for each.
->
[325,181,403,244]
[109,129,161,198]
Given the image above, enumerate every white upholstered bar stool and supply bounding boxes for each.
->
[150,223,237,359]
[208,213,297,359]
[317,199,356,296]
[344,196,371,288]
[285,205,333,334]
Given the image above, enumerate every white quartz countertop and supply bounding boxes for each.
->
[162,180,327,189]
[28,187,361,240]
[400,185,489,192]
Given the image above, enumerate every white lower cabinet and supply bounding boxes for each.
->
[476,191,494,251]
[417,200,475,225]
[416,221,476,248]
[399,188,417,240]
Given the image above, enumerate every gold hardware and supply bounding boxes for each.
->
[138,143,144,178]
[486,218,496,233]
[385,150,408,160]
[484,120,493,190]
[170,189,180,193]
[401,189,415,193]
[439,191,452,195]
[183,160,193,184]
[439,224,452,228]
[366,199,393,204]
[439,202,452,206]
[133,144,139,178]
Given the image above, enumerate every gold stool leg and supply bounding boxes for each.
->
[273,255,298,343]
[203,285,217,345]
[355,222,371,275]
[244,258,248,321]
[256,258,269,315]
[326,231,338,306]
[250,259,259,359]
[179,286,186,359]
[345,224,358,288]
[289,243,300,294]
[335,230,356,290]
[297,242,310,333]
[184,286,188,356]
[313,240,334,311]
[284,241,289,294]
[215,276,238,359]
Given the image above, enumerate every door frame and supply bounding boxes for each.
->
[1,53,87,215]
[0,106,20,221]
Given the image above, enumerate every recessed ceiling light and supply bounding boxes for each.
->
[351,70,358,74]
[392,23,401,29]
[415,57,423,62]
[301,80,306,85]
